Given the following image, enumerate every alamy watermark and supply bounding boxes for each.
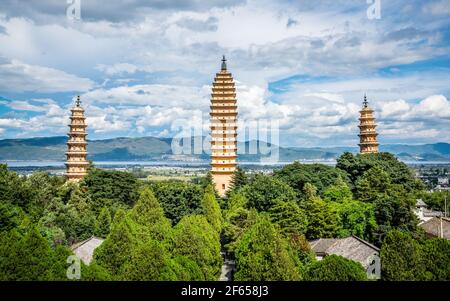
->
[170,113,280,163]
[367,0,381,20]
[66,255,81,280]
[66,0,81,21]
[367,254,381,280]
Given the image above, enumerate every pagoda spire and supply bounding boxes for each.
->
[221,55,227,71]
[65,96,89,182]
[358,94,379,154]
[210,56,238,196]
[363,93,368,108]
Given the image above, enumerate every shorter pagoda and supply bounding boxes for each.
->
[65,96,89,182]
[358,95,379,154]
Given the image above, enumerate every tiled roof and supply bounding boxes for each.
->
[422,208,444,217]
[419,217,450,240]
[71,236,105,265]
[309,236,379,269]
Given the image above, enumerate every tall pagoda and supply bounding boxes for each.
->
[65,96,89,182]
[210,56,238,196]
[358,95,379,154]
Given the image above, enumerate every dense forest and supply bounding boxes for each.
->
[0,152,449,281]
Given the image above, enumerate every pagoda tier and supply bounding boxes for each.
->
[358,95,379,154]
[210,56,238,196]
[66,96,89,182]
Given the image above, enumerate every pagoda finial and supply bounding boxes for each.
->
[76,95,81,107]
[363,93,368,108]
[221,55,227,71]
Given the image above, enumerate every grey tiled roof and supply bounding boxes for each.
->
[309,236,379,269]
[71,236,105,265]
[422,209,444,217]
[419,217,450,240]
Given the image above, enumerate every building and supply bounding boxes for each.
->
[358,95,379,154]
[210,56,238,196]
[66,96,89,182]
[419,217,450,240]
[415,199,444,223]
[70,236,104,265]
[309,236,380,270]
[438,177,449,186]
[436,176,450,191]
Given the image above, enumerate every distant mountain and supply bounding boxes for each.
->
[0,136,449,162]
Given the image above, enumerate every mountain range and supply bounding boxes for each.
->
[0,136,449,162]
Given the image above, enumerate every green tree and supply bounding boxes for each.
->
[80,262,112,281]
[419,191,450,215]
[305,255,367,281]
[421,238,450,281]
[94,207,111,238]
[39,224,67,247]
[373,186,418,245]
[25,172,64,219]
[0,165,37,217]
[51,245,74,280]
[305,198,340,240]
[201,185,223,233]
[323,176,353,203]
[129,187,172,241]
[380,230,426,281]
[120,239,177,280]
[0,202,25,232]
[234,214,302,281]
[268,200,308,237]
[93,218,135,277]
[288,234,316,266]
[170,255,204,280]
[83,168,139,211]
[172,215,222,280]
[274,161,349,197]
[303,185,340,240]
[336,152,424,193]
[222,193,252,253]
[37,186,96,245]
[0,227,56,280]
[241,173,297,212]
[196,171,214,190]
[355,166,391,203]
[330,200,377,241]
[110,207,127,230]
[228,166,248,193]
[65,187,96,242]
[150,182,203,224]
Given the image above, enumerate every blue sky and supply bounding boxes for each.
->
[0,0,449,147]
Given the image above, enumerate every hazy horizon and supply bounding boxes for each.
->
[1,133,449,149]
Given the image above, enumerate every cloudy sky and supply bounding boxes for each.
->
[0,0,449,147]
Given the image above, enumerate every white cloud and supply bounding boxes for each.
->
[6,100,47,112]
[86,115,131,133]
[0,59,95,93]
[81,84,210,109]
[0,118,28,128]
[96,63,141,76]
[372,95,450,143]
[423,1,450,16]
[379,99,410,118]
[412,95,450,118]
